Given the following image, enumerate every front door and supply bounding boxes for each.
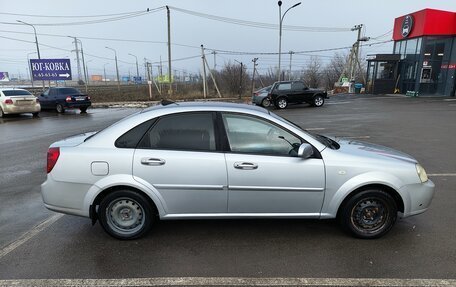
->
[133,112,228,215]
[221,113,325,214]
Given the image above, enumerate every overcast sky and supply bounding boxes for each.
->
[0,0,455,79]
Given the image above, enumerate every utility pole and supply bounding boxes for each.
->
[201,45,207,98]
[71,37,82,84]
[166,6,172,95]
[234,60,243,99]
[288,51,294,80]
[251,58,258,96]
[212,51,217,70]
[103,63,108,85]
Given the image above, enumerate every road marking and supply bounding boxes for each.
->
[0,277,455,287]
[0,213,63,259]
[428,173,456,177]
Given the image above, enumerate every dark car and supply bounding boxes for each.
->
[39,87,91,113]
[269,81,328,109]
[252,85,272,107]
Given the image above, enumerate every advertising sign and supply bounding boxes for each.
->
[91,75,103,81]
[0,72,10,82]
[30,59,72,81]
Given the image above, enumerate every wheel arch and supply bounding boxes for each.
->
[336,183,404,219]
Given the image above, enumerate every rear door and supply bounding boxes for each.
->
[132,112,228,215]
[291,81,309,103]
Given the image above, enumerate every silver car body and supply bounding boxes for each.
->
[41,102,434,222]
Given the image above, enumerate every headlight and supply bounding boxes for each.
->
[416,164,429,183]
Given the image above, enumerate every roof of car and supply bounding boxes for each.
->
[0,88,29,91]
[141,101,270,114]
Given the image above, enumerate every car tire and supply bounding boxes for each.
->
[32,112,39,117]
[275,97,288,109]
[99,190,155,240]
[261,98,271,108]
[339,189,397,239]
[313,95,325,107]
[80,107,88,113]
[56,104,65,113]
[0,107,4,118]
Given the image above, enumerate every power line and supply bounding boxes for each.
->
[0,30,200,49]
[0,7,163,26]
[0,10,151,18]
[168,6,351,32]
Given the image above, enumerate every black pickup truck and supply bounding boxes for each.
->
[268,81,328,109]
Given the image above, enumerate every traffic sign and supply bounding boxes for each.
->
[30,59,72,81]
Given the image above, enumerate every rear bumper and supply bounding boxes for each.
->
[65,101,91,109]
[2,104,40,114]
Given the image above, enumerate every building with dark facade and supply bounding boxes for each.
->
[366,9,456,96]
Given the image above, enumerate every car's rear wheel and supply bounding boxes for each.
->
[276,97,288,109]
[80,107,88,113]
[56,104,65,113]
[313,95,325,107]
[32,112,39,117]
[99,190,154,240]
[261,98,271,108]
[339,190,397,239]
[0,107,4,118]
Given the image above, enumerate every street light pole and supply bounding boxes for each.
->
[27,52,36,87]
[277,1,301,81]
[106,47,120,92]
[17,20,44,89]
[128,53,140,81]
[103,63,109,85]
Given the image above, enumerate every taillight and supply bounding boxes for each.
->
[47,147,60,173]
[65,96,72,102]
[4,99,13,105]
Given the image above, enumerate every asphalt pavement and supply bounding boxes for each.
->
[0,94,455,286]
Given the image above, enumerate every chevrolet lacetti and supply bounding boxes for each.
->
[41,102,435,239]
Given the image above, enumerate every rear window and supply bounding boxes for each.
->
[58,88,81,95]
[3,90,32,96]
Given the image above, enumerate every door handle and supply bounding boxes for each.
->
[141,158,166,166]
[234,162,258,170]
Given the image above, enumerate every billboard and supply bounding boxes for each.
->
[91,75,102,81]
[30,59,72,81]
[0,72,10,82]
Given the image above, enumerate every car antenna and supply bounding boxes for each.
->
[161,99,178,106]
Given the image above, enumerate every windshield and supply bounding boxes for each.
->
[3,90,33,96]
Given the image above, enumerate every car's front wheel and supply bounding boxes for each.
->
[313,95,325,107]
[275,97,288,109]
[99,190,155,240]
[339,190,397,239]
[80,107,88,113]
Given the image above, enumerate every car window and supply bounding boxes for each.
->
[292,82,306,90]
[276,83,292,91]
[2,90,32,96]
[139,112,216,151]
[222,113,302,156]
[49,89,58,96]
[115,119,157,148]
[58,88,81,94]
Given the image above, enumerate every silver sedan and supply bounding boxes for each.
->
[41,102,435,239]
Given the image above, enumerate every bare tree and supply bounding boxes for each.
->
[303,56,322,88]
[213,61,249,96]
[321,52,347,90]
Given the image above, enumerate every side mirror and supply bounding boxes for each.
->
[298,143,313,159]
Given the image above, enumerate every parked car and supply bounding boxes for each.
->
[41,101,434,240]
[39,87,91,113]
[252,85,272,107]
[269,81,328,109]
[0,88,40,118]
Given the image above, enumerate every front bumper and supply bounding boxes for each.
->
[400,179,435,217]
